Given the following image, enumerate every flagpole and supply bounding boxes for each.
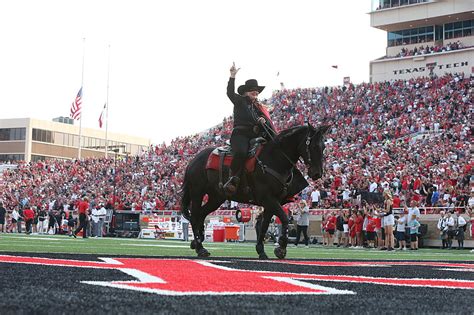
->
[78,38,86,159]
[105,44,111,158]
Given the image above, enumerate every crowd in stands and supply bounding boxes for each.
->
[391,41,467,59]
[0,73,472,232]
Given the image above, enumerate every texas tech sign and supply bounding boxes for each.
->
[1,255,473,295]
[392,61,469,75]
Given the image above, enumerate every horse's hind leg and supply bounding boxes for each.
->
[256,211,273,260]
[190,203,209,257]
[273,204,289,259]
[192,193,225,258]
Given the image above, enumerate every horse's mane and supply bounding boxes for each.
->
[274,125,307,143]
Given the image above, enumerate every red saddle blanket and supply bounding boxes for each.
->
[205,148,262,173]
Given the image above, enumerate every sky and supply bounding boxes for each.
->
[0,0,386,144]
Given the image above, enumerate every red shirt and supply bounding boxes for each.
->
[325,215,336,230]
[78,201,89,214]
[366,216,376,232]
[374,217,382,229]
[23,208,35,220]
[355,215,363,232]
[393,196,401,208]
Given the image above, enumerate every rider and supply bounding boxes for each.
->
[223,62,276,195]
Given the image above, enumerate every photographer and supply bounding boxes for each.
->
[293,200,310,248]
[455,210,467,249]
[445,212,455,249]
[437,211,447,249]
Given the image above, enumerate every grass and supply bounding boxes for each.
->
[0,233,473,261]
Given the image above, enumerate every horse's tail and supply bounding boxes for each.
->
[180,171,192,221]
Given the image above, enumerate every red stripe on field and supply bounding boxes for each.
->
[276,260,474,269]
[0,255,119,269]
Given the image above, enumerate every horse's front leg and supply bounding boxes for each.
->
[256,211,273,260]
[273,205,289,259]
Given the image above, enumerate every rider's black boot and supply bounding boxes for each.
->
[223,176,240,195]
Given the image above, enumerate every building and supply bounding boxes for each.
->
[369,0,473,82]
[0,118,151,162]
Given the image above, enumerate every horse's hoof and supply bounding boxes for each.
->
[197,248,210,258]
[190,240,197,250]
[259,252,269,260]
[274,246,287,259]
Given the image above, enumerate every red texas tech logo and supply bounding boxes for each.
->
[0,255,473,295]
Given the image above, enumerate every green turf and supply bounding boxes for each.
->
[0,233,473,261]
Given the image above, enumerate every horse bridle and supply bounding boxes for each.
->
[299,128,317,168]
[266,125,316,170]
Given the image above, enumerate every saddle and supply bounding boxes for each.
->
[205,137,266,173]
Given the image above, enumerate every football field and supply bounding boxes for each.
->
[1,234,473,314]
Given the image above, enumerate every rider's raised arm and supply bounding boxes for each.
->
[227,62,241,104]
[227,77,239,104]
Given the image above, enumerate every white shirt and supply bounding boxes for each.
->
[311,190,320,202]
[342,189,350,201]
[369,182,378,193]
[408,207,420,224]
[445,216,455,228]
[437,217,446,230]
[396,216,407,232]
[12,210,19,220]
[181,215,189,224]
[97,207,107,220]
[456,216,466,227]
[91,208,100,223]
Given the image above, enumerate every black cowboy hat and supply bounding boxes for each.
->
[237,79,265,95]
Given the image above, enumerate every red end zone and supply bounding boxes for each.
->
[0,255,474,295]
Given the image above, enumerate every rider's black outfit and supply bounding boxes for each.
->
[224,78,275,194]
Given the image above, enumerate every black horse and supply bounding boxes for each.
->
[181,124,329,259]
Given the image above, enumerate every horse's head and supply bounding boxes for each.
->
[298,124,330,180]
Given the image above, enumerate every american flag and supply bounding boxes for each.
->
[70,87,83,120]
[98,103,106,128]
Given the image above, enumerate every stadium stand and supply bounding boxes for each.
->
[0,73,472,239]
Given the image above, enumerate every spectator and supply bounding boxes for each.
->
[293,200,310,248]
[311,187,321,208]
[437,211,448,249]
[335,210,345,247]
[8,207,20,233]
[380,190,395,251]
[395,212,407,250]
[408,214,421,250]
[22,206,35,235]
[0,202,5,233]
[455,210,467,249]
[325,211,336,247]
[37,207,47,235]
[73,196,90,239]
[445,212,455,249]
[181,214,190,242]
